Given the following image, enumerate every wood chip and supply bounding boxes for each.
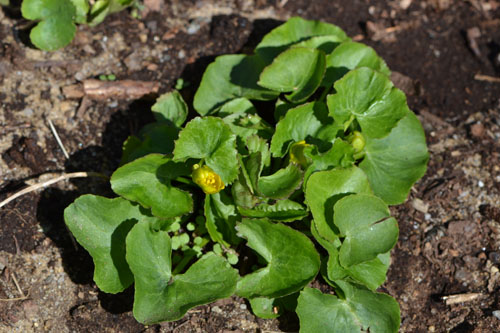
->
[474,74,500,83]
[412,198,429,214]
[442,292,483,305]
[64,80,160,100]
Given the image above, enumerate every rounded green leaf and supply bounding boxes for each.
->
[256,17,349,63]
[297,285,400,333]
[64,195,161,293]
[334,194,398,267]
[305,167,373,242]
[258,48,326,103]
[173,117,239,184]
[193,55,279,115]
[359,110,429,204]
[70,0,90,24]
[236,219,320,299]
[324,41,390,86]
[270,102,331,157]
[151,91,188,127]
[326,67,408,139]
[120,124,179,164]
[249,297,281,319]
[126,221,239,324]
[111,154,193,219]
[22,0,77,51]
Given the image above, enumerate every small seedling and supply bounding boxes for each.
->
[64,17,428,332]
[20,0,136,51]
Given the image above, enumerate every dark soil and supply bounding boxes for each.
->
[1,0,500,332]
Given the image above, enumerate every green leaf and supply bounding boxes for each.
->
[238,199,308,222]
[88,0,134,25]
[21,0,77,51]
[344,252,391,291]
[258,48,326,103]
[126,221,239,324]
[193,55,279,115]
[120,124,179,164]
[258,164,303,199]
[70,0,90,24]
[223,111,271,143]
[173,117,238,184]
[303,138,355,184]
[204,192,241,247]
[111,154,193,219]
[236,218,320,299]
[270,102,331,157]
[326,67,407,139]
[360,110,429,204]
[218,97,256,116]
[297,285,400,333]
[292,35,346,54]
[64,195,161,293]
[323,41,390,86]
[334,194,398,267]
[324,239,390,290]
[255,17,349,63]
[249,297,281,319]
[151,91,188,127]
[305,167,372,242]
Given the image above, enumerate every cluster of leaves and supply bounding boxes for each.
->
[19,0,135,51]
[64,17,429,332]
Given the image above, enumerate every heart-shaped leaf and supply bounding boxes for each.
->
[236,218,320,298]
[327,67,407,139]
[270,102,332,157]
[151,91,188,127]
[334,194,398,267]
[173,117,238,184]
[255,16,349,63]
[258,48,326,103]
[323,41,390,86]
[305,167,372,242]
[297,285,400,333]
[120,124,179,164]
[360,110,429,204]
[64,195,161,293]
[194,55,279,115]
[126,221,238,324]
[111,154,193,219]
[21,0,76,51]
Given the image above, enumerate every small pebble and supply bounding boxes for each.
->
[478,180,484,188]
[211,306,222,314]
[178,50,186,59]
[240,304,247,310]
[493,310,500,320]
[425,213,431,221]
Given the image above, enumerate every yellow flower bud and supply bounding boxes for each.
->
[290,140,311,168]
[192,164,225,194]
[350,131,365,153]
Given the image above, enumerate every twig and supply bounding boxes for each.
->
[0,172,107,209]
[474,74,500,83]
[12,235,20,255]
[442,292,483,305]
[11,272,25,298]
[47,118,70,159]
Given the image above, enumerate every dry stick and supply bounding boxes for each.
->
[474,74,500,83]
[11,272,25,298]
[0,172,106,209]
[47,118,70,159]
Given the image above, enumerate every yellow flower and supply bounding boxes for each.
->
[290,140,311,168]
[192,164,225,194]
